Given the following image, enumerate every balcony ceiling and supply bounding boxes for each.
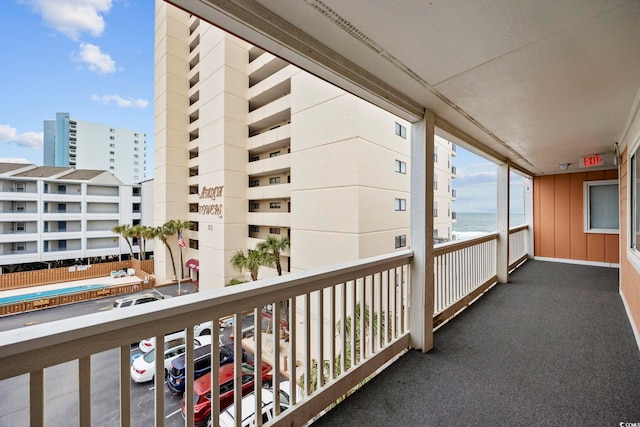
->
[168,0,640,176]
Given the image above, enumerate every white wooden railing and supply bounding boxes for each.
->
[433,233,498,328]
[508,225,529,270]
[0,226,530,427]
[0,250,412,427]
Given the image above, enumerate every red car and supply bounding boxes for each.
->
[181,361,273,427]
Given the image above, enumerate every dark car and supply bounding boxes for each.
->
[181,361,273,427]
[166,344,247,394]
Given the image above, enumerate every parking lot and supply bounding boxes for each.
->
[0,284,257,427]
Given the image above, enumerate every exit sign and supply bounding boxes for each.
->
[581,154,604,168]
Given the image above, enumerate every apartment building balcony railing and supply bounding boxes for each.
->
[0,226,536,427]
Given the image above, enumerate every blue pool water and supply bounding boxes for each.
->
[0,284,107,306]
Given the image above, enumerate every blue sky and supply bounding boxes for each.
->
[0,0,522,213]
[0,0,154,168]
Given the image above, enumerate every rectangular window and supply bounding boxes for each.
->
[270,151,280,157]
[270,202,281,209]
[13,242,26,252]
[110,166,115,171]
[109,143,115,148]
[134,133,138,137]
[109,151,115,155]
[110,159,115,163]
[14,222,25,232]
[395,122,406,139]
[249,179,260,187]
[434,201,438,218]
[434,146,438,163]
[14,202,25,212]
[250,202,260,210]
[189,239,198,249]
[109,136,115,140]
[584,180,619,233]
[395,160,406,174]
[269,227,281,234]
[250,155,260,162]
[134,140,139,144]
[134,154,138,158]
[110,128,115,133]
[249,225,260,233]
[269,177,281,184]
[395,198,406,211]
[58,240,67,250]
[434,174,438,191]
[14,182,26,192]
[395,235,407,249]
[633,149,640,250]
[134,147,139,151]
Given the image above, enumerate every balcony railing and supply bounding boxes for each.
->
[0,226,530,427]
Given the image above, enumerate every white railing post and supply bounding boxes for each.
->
[497,162,510,283]
[410,111,434,352]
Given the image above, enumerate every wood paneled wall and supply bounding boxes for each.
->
[533,169,619,264]
[619,148,640,337]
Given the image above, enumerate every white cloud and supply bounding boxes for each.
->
[0,157,31,164]
[23,0,112,40]
[75,43,116,74]
[0,124,43,148]
[91,94,149,109]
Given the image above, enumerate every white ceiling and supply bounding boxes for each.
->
[168,0,640,175]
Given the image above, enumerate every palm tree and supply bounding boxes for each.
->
[155,222,178,279]
[130,224,145,260]
[256,236,290,276]
[230,248,274,281]
[112,224,135,259]
[173,220,193,279]
[140,225,156,261]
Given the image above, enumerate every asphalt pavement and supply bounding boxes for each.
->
[0,282,257,427]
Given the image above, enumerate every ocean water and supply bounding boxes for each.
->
[452,212,525,241]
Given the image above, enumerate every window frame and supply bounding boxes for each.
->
[394,159,406,174]
[394,198,406,211]
[395,234,407,249]
[583,179,619,234]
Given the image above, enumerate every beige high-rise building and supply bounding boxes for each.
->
[154,2,454,290]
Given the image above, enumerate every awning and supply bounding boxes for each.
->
[186,259,199,271]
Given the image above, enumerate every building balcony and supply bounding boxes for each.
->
[247,153,291,176]
[247,95,291,135]
[247,123,291,152]
[246,211,291,228]
[246,182,291,200]
[2,226,637,426]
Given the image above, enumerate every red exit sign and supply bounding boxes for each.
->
[581,154,604,168]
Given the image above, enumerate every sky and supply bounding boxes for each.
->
[0,0,523,214]
[0,0,155,169]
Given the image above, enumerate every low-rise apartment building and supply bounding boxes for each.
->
[0,163,149,273]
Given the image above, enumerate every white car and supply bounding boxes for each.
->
[138,321,215,353]
[130,335,212,383]
[215,381,302,427]
[112,292,171,309]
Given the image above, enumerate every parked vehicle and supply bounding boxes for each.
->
[167,345,247,394]
[130,335,212,383]
[138,321,215,353]
[112,292,171,309]
[180,361,273,427]
[214,381,301,427]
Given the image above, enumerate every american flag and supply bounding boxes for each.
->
[178,232,187,248]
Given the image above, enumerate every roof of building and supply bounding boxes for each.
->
[0,163,33,175]
[57,169,108,180]
[11,166,72,178]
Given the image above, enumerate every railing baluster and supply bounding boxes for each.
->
[253,308,262,427]
[30,369,44,427]
[304,292,311,397]
[273,301,281,416]
[341,282,347,375]
[288,296,297,404]
[79,356,91,426]
[317,290,324,388]
[212,317,221,427]
[185,326,195,427]
[350,279,356,368]
[153,332,164,427]
[359,277,366,363]
[330,285,336,380]
[119,345,131,427]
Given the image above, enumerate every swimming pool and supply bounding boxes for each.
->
[0,284,107,306]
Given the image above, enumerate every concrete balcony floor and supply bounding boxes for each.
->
[314,260,640,426]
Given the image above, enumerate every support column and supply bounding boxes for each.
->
[410,110,434,352]
[497,162,510,283]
